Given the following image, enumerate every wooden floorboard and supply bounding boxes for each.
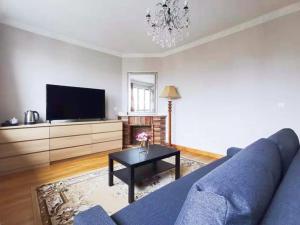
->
[0,149,216,225]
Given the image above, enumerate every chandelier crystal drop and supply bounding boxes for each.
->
[146,0,190,48]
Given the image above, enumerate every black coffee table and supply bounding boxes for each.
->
[108,144,180,203]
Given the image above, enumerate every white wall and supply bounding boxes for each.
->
[159,12,300,154]
[121,12,300,155]
[0,24,122,122]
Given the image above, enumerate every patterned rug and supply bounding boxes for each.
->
[34,157,205,225]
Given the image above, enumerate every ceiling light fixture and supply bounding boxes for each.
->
[146,0,190,48]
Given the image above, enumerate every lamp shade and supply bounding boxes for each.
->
[160,85,180,100]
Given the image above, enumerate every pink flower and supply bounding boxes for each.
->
[136,132,151,142]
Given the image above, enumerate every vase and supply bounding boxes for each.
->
[140,140,149,150]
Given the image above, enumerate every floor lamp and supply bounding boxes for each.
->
[160,86,180,146]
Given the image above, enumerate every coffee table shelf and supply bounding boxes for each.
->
[113,160,175,185]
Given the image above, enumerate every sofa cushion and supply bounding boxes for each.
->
[74,205,117,225]
[175,138,282,225]
[268,128,299,174]
[111,157,229,225]
[226,147,242,157]
[260,150,300,225]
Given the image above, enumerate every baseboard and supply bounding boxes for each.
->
[173,144,224,159]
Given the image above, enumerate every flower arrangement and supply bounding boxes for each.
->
[136,132,151,148]
[136,132,150,142]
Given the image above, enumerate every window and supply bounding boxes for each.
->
[128,73,157,113]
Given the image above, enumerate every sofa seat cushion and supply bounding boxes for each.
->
[111,157,229,225]
[175,139,282,225]
[74,205,117,225]
[268,128,299,174]
[260,150,300,225]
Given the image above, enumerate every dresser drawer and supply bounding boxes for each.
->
[92,131,122,143]
[50,145,92,161]
[0,139,49,158]
[0,127,49,143]
[0,151,49,174]
[50,135,92,150]
[91,140,122,154]
[50,124,92,138]
[92,122,122,133]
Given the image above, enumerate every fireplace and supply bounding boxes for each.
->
[118,115,166,148]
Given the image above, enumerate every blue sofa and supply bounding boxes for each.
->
[74,128,300,225]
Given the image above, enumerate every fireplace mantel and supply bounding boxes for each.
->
[118,113,166,117]
[118,115,166,148]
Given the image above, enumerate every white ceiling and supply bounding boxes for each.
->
[0,0,299,56]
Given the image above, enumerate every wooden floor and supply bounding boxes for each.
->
[0,149,216,225]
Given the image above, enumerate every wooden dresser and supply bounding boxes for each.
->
[0,120,122,175]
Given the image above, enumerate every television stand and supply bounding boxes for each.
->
[0,120,122,175]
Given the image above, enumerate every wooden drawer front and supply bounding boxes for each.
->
[91,140,122,154]
[92,131,122,143]
[92,122,122,133]
[0,139,49,158]
[50,125,92,138]
[0,127,49,144]
[50,145,92,161]
[0,152,49,174]
[50,135,92,150]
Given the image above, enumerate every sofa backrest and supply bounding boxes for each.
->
[268,128,299,175]
[175,138,282,225]
[260,150,300,225]
[226,147,242,158]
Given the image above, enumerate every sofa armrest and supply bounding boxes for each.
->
[227,147,242,157]
[74,206,117,225]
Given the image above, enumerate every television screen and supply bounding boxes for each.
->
[46,84,105,121]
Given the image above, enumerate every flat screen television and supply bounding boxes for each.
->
[46,84,105,121]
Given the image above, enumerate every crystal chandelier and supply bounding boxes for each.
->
[146,0,190,48]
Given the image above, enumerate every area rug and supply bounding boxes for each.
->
[34,157,205,225]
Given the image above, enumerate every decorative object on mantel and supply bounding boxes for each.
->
[160,86,181,146]
[128,73,157,114]
[136,132,151,149]
[145,0,190,48]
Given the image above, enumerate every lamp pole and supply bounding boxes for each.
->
[168,100,172,146]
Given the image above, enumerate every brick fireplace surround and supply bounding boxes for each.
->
[118,115,166,148]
